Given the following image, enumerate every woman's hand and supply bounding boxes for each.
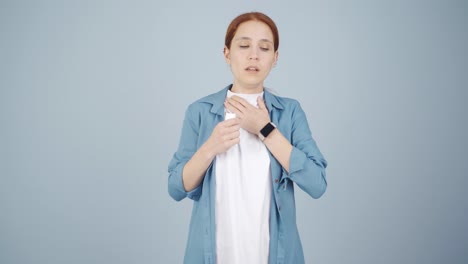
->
[181,118,240,192]
[203,118,241,157]
[224,95,270,135]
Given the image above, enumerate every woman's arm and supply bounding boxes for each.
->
[182,118,240,192]
[224,95,327,198]
[169,106,240,201]
[280,103,327,198]
[224,95,293,171]
[262,129,293,173]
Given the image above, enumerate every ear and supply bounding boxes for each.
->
[273,51,279,66]
[224,46,231,64]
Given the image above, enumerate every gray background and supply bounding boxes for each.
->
[1,0,467,263]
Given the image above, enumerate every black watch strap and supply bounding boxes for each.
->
[259,122,276,141]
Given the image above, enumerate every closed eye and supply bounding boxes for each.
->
[260,47,270,51]
[240,45,249,48]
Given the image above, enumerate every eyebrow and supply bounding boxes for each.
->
[235,37,273,44]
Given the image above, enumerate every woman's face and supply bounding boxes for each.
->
[224,20,278,93]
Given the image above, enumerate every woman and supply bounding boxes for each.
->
[168,12,327,264]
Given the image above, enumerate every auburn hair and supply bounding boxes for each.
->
[225,12,279,52]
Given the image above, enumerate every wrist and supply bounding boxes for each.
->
[258,122,276,141]
[199,142,216,161]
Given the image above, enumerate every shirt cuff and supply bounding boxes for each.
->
[168,161,202,201]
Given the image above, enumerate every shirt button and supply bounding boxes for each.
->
[274,179,279,183]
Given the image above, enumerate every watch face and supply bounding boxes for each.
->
[261,122,275,138]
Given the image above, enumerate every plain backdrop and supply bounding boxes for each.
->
[1,0,467,263]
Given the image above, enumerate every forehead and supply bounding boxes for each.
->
[233,20,274,43]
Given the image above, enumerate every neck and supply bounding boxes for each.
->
[230,83,264,94]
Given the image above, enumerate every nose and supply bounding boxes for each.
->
[249,48,259,60]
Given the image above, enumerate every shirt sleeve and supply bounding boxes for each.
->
[280,102,328,199]
[168,105,203,201]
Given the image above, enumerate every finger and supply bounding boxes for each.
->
[221,124,240,136]
[227,96,250,111]
[229,95,249,107]
[257,96,267,110]
[221,133,240,148]
[227,125,240,134]
[224,100,236,112]
[225,130,240,140]
[224,100,244,116]
[227,136,240,146]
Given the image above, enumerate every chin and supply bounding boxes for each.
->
[243,77,266,85]
[244,84,265,91]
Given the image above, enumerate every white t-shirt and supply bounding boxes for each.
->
[215,90,272,264]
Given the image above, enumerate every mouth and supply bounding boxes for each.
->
[245,66,260,72]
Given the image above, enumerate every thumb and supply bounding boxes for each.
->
[257,96,267,110]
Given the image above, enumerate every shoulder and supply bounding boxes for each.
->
[186,87,227,111]
[190,92,218,108]
[277,95,301,108]
[183,87,228,124]
[266,90,303,113]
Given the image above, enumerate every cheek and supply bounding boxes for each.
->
[229,54,241,64]
[262,54,275,63]
[263,60,275,69]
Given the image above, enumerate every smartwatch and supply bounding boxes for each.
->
[259,122,276,141]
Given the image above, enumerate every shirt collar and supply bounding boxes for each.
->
[200,84,284,116]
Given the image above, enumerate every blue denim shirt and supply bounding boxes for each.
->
[168,85,327,264]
